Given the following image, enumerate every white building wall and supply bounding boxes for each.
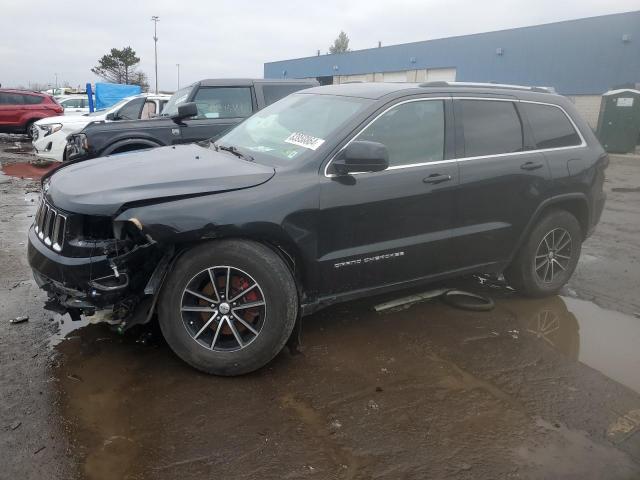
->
[567,95,602,130]
[335,67,456,85]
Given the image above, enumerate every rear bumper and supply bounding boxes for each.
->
[587,191,607,238]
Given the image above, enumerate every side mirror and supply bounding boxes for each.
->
[172,102,198,122]
[332,140,389,175]
[105,112,116,121]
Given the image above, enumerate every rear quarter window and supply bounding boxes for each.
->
[459,100,524,157]
[22,94,44,105]
[521,102,582,149]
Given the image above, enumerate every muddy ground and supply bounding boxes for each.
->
[1,134,640,479]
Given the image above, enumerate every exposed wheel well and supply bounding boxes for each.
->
[507,196,590,268]
[540,198,589,239]
[110,142,157,155]
[175,237,305,298]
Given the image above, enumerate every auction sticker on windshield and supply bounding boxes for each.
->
[284,132,325,150]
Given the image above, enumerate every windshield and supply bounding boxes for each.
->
[217,93,370,163]
[162,86,192,116]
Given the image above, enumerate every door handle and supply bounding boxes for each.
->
[423,173,452,185]
[423,173,452,184]
[520,161,544,171]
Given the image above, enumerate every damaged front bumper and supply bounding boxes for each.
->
[27,225,168,327]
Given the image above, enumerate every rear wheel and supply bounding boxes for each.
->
[505,210,582,297]
[159,240,298,376]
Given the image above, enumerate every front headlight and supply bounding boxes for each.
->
[42,123,63,137]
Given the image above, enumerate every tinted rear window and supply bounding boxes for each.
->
[521,102,581,149]
[262,84,311,105]
[22,94,44,105]
[459,100,523,157]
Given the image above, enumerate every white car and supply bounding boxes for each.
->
[57,95,92,114]
[32,93,170,162]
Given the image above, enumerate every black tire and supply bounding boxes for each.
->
[505,209,582,297]
[158,240,298,376]
[24,120,36,139]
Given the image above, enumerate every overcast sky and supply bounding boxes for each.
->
[0,0,637,91]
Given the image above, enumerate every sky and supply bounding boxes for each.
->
[0,0,637,91]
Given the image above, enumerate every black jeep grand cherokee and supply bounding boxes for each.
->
[28,82,607,375]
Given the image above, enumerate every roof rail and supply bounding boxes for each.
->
[419,81,554,93]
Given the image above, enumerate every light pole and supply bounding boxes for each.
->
[54,73,58,89]
[176,63,180,90]
[151,16,159,93]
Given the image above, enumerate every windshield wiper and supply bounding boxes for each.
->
[213,142,254,162]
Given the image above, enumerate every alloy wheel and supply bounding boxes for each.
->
[534,228,572,284]
[180,266,266,352]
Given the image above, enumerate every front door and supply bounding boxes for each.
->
[317,97,459,296]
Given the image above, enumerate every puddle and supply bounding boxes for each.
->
[1,161,56,180]
[47,289,640,479]
[47,316,92,349]
[503,296,640,395]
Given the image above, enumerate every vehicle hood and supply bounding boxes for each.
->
[45,143,276,216]
[36,114,92,126]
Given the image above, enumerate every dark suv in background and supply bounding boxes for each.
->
[65,78,318,161]
[0,89,63,137]
[29,82,607,376]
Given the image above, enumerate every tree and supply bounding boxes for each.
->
[329,31,350,54]
[91,47,146,85]
[131,71,150,92]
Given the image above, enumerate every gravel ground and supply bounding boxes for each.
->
[1,134,639,479]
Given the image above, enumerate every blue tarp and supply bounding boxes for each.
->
[94,83,141,110]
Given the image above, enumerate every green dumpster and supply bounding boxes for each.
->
[596,89,640,154]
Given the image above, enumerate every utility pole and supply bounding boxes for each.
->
[176,63,180,90]
[54,73,58,89]
[151,16,159,93]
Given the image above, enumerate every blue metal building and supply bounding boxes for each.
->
[264,11,640,96]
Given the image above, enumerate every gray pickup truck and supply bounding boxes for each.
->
[65,78,318,162]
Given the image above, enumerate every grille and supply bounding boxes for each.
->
[34,199,66,252]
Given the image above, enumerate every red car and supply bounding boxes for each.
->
[0,89,63,137]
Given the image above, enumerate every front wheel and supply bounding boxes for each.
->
[505,210,582,297]
[158,240,298,376]
[25,121,37,139]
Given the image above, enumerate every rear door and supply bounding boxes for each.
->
[452,98,552,269]
[518,101,585,179]
[318,97,460,295]
[21,94,49,123]
[178,86,255,144]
